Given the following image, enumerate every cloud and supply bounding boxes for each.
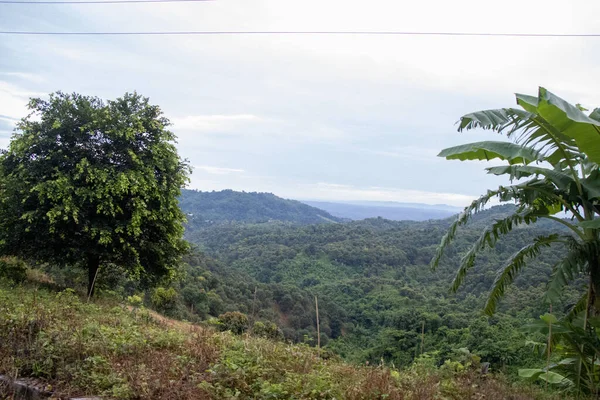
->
[0,115,19,125]
[171,114,264,132]
[193,165,245,175]
[0,72,45,84]
[0,81,45,121]
[356,146,441,160]
[294,182,477,207]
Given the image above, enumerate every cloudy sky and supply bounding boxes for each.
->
[1,0,599,206]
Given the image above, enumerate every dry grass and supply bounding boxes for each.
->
[0,282,567,400]
[0,285,219,399]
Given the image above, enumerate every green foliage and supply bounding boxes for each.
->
[150,287,178,312]
[180,189,343,227]
[523,314,600,396]
[0,256,27,283]
[0,282,565,399]
[179,207,578,372]
[218,311,249,334]
[0,283,218,399]
[253,321,284,340]
[434,87,600,394]
[127,294,143,308]
[0,91,190,296]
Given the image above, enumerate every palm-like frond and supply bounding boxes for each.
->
[431,178,568,272]
[484,234,563,315]
[430,188,503,271]
[545,238,591,303]
[450,208,546,293]
[457,89,600,164]
[438,141,541,165]
[565,292,589,323]
[436,87,600,395]
[485,165,575,192]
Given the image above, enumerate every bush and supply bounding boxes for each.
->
[127,295,144,308]
[217,311,249,334]
[150,287,178,311]
[253,321,284,340]
[0,256,27,283]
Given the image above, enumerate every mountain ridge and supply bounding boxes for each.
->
[301,200,461,221]
[179,189,345,227]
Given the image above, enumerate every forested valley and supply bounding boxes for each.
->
[59,189,579,375]
[2,88,598,399]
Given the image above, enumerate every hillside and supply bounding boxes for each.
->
[302,200,461,221]
[179,189,344,227]
[0,282,561,400]
[3,201,581,397]
[183,204,583,370]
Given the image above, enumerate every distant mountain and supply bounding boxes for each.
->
[301,200,463,221]
[179,189,344,227]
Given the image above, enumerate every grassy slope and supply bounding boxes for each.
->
[0,281,562,400]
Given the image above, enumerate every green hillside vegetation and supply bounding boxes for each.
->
[175,205,583,373]
[2,88,597,398]
[0,279,561,400]
[14,203,582,384]
[180,189,344,227]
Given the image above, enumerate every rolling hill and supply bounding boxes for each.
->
[179,189,344,227]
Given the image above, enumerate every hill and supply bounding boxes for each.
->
[301,200,462,221]
[0,282,560,400]
[179,189,344,227]
[183,204,582,370]
[8,203,579,394]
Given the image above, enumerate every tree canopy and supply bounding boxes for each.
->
[0,91,190,296]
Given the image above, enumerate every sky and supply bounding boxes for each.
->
[1,0,600,206]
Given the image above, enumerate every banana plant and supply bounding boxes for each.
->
[522,313,600,396]
[431,87,600,393]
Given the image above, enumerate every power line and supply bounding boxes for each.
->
[1,30,599,36]
[0,0,213,3]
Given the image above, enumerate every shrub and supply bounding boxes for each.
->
[150,287,178,311]
[127,294,144,308]
[0,256,27,283]
[253,321,284,340]
[217,311,249,334]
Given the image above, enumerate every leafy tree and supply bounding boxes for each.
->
[0,92,190,297]
[431,87,600,392]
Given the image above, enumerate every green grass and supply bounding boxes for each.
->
[0,279,564,399]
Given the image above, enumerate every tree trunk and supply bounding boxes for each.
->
[87,255,100,299]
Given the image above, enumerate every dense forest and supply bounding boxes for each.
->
[180,189,344,227]
[57,189,579,376]
[180,201,582,372]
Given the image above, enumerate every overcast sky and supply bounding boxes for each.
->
[1,0,600,206]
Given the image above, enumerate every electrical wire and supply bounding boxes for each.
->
[0,30,599,36]
[0,0,213,3]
